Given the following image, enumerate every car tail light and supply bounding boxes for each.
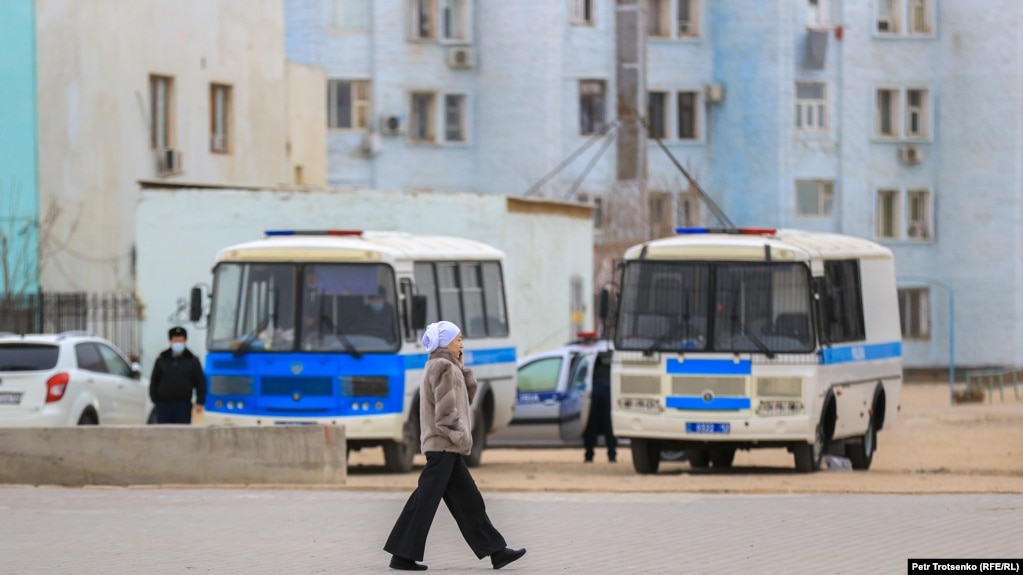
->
[46,372,69,403]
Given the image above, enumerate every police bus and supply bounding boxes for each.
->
[190,230,517,472]
[610,228,903,473]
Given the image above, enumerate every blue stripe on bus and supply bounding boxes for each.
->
[403,347,517,371]
[665,396,752,410]
[665,358,752,376]
[820,341,902,365]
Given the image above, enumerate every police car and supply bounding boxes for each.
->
[488,332,610,447]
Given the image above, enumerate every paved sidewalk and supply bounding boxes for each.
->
[1,487,1021,575]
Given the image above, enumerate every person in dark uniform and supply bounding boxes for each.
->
[149,326,206,424]
[384,320,526,571]
[583,350,617,463]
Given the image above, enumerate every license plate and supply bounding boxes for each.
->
[0,392,23,405]
[686,422,730,434]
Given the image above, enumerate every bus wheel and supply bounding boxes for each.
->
[847,418,876,470]
[384,408,419,473]
[631,438,661,474]
[686,448,709,468]
[463,408,486,468]
[793,421,825,473]
[709,447,736,469]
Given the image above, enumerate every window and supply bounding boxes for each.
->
[579,80,606,135]
[517,357,563,393]
[906,188,932,240]
[444,94,466,142]
[75,343,107,373]
[413,263,439,325]
[678,190,700,227]
[327,80,371,130]
[481,262,509,337]
[149,75,174,149]
[410,92,436,143]
[578,193,607,228]
[646,0,671,37]
[436,263,463,328]
[905,89,928,137]
[410,0,436,39]
[821,260,866,344]
[795,82,827,131]
[325,0,370,31]
[898,287,930,339]
[441,0,469,40]
[647,91,668,138]
[210,83,231,154]
[677,91,697,139]
[570,0,595,24]
[677,0,698,36]
[877,0,933,35]
[875,89,900,137]
[907,0,931,34]
[97,344,132,378]
[413,261,509,339]
[876,189,900,239]
[876,0,899,33]
[806,0,830,26]
[795,180,834,217]
[460,263,485,337]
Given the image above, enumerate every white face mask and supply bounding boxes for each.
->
[171,342,185,354]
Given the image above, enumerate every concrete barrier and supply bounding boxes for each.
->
[0,425,346,486]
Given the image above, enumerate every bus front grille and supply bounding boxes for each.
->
[620,375,662,395]
[261,377,333,397]
[341,376,389,397]
[671,376,746,397]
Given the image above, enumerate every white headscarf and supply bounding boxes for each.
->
[421,320,461,353]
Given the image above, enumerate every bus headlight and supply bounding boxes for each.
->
[756,377,802,398]
[616,397,662,413]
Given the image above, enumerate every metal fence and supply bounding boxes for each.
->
[0,292,142,360]
[965,367,1022,403]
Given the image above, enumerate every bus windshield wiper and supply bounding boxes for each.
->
[739,324,775,359]
[320,315,363,359]
[644,316,696,356]
[233,314,272,358]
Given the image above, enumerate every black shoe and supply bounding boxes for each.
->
[608,453,617,463]
[584,456,593,463]
[389,555,428,571]
[491,547,526,570]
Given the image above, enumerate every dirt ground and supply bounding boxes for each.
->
[344,383,1023,494]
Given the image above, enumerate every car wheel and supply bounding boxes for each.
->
[709,447,736,468]
[77,411,98,425]
[686,448,709,469]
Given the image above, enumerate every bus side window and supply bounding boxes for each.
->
[399,278,416,342]
[414,262,440,326]
[482,262,509,337]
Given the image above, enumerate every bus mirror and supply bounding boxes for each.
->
[189,287,203,322]
[598,288,610,320]
[411,295,428,330]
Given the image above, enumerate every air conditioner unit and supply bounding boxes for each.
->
[380,115,404,136]
[157,147,182,176]
[447,47,475,69]
[705,83,725,104]
[899,145,924,164]
[210,134,227,153]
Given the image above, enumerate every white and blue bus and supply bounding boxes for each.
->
[610,228,903,473]
[190,230,517,472]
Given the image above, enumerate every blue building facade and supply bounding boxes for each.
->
[0,0,40,295]
[285,0,1022,370]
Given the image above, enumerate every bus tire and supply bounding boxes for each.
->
[384,406,420,473]
[686,448,709,468]
[631,438,661,474]
[709,447,736,468]
[463,407,486,468]
[794,420,826,473]
[848,386,883,470]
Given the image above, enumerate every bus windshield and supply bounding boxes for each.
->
[615,261,815,355]
[209,262,400,354]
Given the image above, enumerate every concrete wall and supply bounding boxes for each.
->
[287,61,328,186]
[0,0,40,295]
[0,425,346,486]
[135,188,594,374]
[35,0,291,293]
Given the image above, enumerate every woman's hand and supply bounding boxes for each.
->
[458,350,464,368]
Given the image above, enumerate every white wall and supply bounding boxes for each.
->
[36,0,290,293]
[136,188,593,374]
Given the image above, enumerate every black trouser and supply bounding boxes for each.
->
[154,402,192,424]
[384,451,506,562]
[583,384,617,458]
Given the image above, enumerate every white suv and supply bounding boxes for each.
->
[0,332,153,426]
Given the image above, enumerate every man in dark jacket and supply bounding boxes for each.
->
[583,350,617,463]
[149,326,206,424]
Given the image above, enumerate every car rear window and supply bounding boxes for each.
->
[0,344,60,371]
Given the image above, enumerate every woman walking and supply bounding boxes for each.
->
[384,320,526,571]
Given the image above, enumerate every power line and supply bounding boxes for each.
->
[522,121,619,198]
[562,129,617,202]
